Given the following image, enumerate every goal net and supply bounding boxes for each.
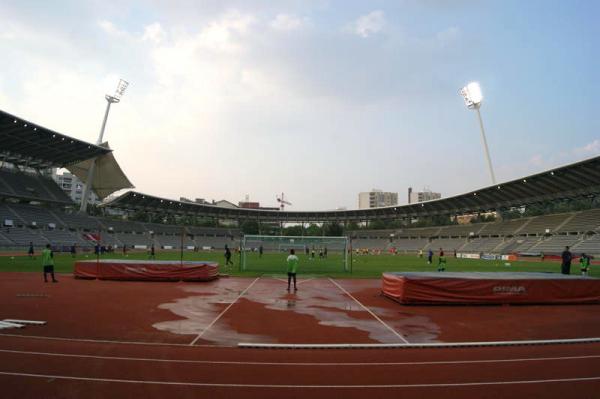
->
[240,235,350,274]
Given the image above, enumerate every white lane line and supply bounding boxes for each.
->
[0,371,599,388]
[328,278,409,344]
[2,333,599,350]
[240,337,600,349]
[189,277,260,346]
[0,334,218,348]
[1,349,600,367]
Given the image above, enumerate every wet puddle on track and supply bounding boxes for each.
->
[153,277,440,345]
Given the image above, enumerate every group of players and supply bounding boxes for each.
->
[419,248,447,272]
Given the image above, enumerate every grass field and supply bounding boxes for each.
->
[1,250,597,278]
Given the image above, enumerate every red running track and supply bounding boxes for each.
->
[1,272,599,398]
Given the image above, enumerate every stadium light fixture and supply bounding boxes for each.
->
[80,78,129,213]
[459,81,497,185]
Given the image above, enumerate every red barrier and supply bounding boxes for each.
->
[75,260,219,282]
[382,272,600,305]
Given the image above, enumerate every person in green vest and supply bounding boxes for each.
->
[286,248,299,292]
[437,248,446,272]
[42,244,58,283]
[580,253,591,277]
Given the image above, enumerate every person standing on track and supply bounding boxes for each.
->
[224,244,233,266]
[561,246,572,275]
[286,248,299,292]
[149,244,156,260]
[42,244,58,283]
[28,242,34,259]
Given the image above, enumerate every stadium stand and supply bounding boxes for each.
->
[393,238,430,252]
[557,209,600,233]
[520,213,573,235]
[529,235,582,253]
[1,107,600,258]
[0,169,72,204]
[8,204,64,228]
[57,212,103,230]
[438,224,484,237]
[353,238,390,250]
[573,235,600,253]
[398,226,441,238]
[428,238,467,252]
[478,218,531,236]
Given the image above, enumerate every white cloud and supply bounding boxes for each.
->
[574,139,600,156]
[194,10,256,53]
[142,23,166,44]
[269,14,305,31]
[98,20,126,36]
[352,10,385,38]
[0,31,16,40]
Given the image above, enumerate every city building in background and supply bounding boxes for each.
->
[358,189,398,209]
[53,170,100,206]
[408,187,441,204]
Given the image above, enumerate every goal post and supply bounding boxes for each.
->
[240,235,350,274]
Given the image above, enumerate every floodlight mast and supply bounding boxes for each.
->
[79,79,129,213]
[459,82,497,185]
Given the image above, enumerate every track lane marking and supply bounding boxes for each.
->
[1,349,600,366]
[0,334,218,347]
[328,278,409,344]
[1,371,599,388]
[189,277,260,346]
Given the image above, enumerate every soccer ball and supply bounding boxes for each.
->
[290,239,295,243]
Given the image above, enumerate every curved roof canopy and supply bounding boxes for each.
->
[104,155,600,222]
[0,109,110,168]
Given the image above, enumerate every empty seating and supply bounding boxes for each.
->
[2,228,47,246]
[530,235,582,254]
[460,237,504,253]
[7,204,64,228]
[573,235,600,253]
[0,169,71,204]
[557,209,600,233]
[479,218,529,236]
[438,224,485,237]
[520,213,572,235]
[398,226,441,238]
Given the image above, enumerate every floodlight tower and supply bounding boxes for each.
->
[459,82,496,185]
[79,79,129,212]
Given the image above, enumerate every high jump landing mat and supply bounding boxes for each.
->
[74,259,219,282]
[382,272,600,305]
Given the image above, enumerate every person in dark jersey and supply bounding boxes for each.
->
[561,246,572,275]
[224,244,233,266]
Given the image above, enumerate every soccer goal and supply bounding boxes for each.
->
[240,235,350,274]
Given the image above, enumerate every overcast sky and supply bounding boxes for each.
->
[1,0,598,210]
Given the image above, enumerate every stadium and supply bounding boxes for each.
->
[2,3,600,398]
[2,103,600,397]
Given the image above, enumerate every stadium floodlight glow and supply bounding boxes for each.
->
[459,81,496,185]
[80,78,129,213]
[460,82,483,109]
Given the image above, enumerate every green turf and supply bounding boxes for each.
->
[1,250,597,278]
